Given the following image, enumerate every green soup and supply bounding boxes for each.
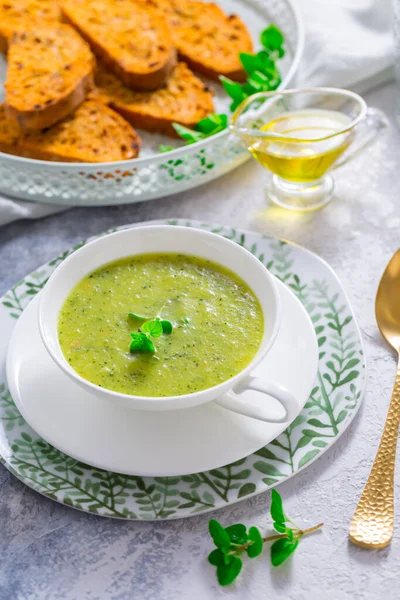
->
[58,253,264,397]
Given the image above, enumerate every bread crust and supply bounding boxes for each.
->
[61,0,177,91]
[5,25,96,131]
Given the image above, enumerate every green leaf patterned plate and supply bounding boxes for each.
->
[0,219,366,520]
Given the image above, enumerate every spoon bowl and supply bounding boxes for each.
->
[375,249,400,351]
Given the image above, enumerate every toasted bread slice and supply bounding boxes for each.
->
[0,0,61,54]
[5,25,95,131]
[60,0,176,91]
[0,100,141,162]
[95,62,214,136]
[136,0,252,81]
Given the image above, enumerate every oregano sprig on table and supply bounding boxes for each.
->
[128,312,172,353]
[160,25,285,149]
[208,489,323,586]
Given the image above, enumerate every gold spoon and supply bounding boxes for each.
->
[349,249,400,548]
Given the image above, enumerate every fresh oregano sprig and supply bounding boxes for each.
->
[164,25,284,148]
[208,489,323,586]
[172,114,229,146]
[128,313,172,353]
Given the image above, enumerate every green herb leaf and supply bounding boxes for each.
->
[270,489,286,524]
[142,320,163,338]
[172,123,207,144]
[209,520,231,549]
[216,557,242,586]
[255,50,275,70]
[196,113,228,134]
[159,144,174,153]
[208,549,225,566]
[173,114,228,143]
[239,52,260,75]
[272,522,286,534]
[128,312,151,321]
[246,526,263,558]
[220,76,246,111]
[260,25,284,51]
[270,538,299,567]
[286,528,295,541]
[161,320,173,334]
[225,523,248,544]
[129,332,155,353]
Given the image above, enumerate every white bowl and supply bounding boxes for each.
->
[38,225,298,423]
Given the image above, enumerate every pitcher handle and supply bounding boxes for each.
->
[333,107,388,170]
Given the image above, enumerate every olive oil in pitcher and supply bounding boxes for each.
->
[249,109,353,182]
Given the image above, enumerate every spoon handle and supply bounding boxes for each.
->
[349,359,400,548]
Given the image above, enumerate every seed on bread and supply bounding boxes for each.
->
[5,24,95,131]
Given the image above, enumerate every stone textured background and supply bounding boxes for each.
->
[1,84,400,599]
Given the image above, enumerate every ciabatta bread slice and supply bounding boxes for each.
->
[95,62,214,136]
[137,0,253,81]
[0,99,141,162]
[5,24,95,131]
[60,0,176,91]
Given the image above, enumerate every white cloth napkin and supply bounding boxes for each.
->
[0,0,394,226]
[295,0,393,92]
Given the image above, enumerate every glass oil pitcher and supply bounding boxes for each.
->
[230,88,388,212]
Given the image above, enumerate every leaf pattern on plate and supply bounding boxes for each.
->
[0,219,366,519]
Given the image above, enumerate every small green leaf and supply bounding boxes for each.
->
[216,557,242,586]
[161,320,173,334]
[159,145,174,153]
[286,528,294,541]
[270,489,286,523]
[273,522,286,533]
[129,332,155,353]
[209,520,231,549]
[225,523,247,544]
[173,123,206,143]
[196,113,228,134]
[220,75,245,100]
[247,526,263,558]
[208,549,225,566]
[239,52,260,74]
[128,312,151,321]
[261,25,284,51]
[142,320,163,338]
[270,537,299,567]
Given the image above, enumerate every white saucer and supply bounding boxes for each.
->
[6,279,318,476]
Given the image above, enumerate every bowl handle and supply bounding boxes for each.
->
[214,376,298,423]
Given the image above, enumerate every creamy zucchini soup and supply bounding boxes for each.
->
[58,254,264,396]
